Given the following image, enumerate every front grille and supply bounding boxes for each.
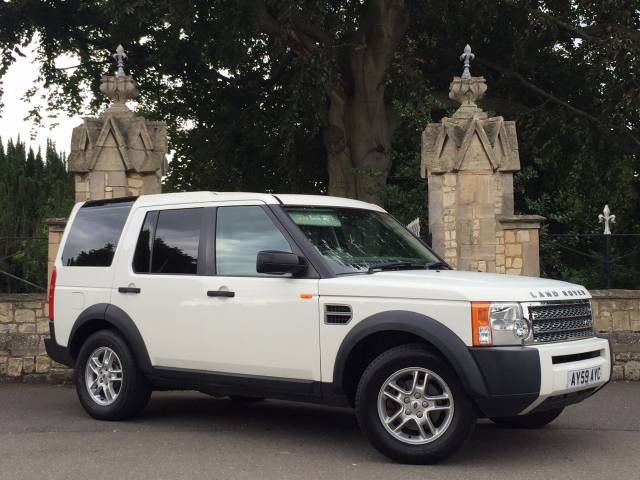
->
[528,300,594,344]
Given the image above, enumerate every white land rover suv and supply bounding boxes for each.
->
[45,192,611,464]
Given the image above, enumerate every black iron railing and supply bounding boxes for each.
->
[0,237,48,293]
[541,233,640,289]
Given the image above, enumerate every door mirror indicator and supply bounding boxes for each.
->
[256,251,307,276]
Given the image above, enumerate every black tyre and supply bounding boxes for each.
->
[75,329,152,421]
[355,344,476,464]
[490,407,564,429]
[229,395,265,403]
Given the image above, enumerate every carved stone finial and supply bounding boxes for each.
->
[448,76,487,119]
[448,45,486,118]
[100,45,139,115]
[598,205,616,235]
[99,75,139,114]
[460,44,475,79]
[113,44,128,77]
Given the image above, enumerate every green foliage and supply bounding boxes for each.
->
[0,0,638,286]
[0,137,74,292]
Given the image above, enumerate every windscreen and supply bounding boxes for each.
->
[285,207,438,274]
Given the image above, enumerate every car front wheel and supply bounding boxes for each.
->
[355,344,476,464]
[75,330,152,421]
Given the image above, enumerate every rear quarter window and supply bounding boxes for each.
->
[61,200,134,267]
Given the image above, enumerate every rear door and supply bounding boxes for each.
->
[111,203,212,368]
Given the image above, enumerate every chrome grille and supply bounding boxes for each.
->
[528,300,594,344]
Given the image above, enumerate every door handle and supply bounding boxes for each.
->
[118,287,141,294]
[207,290,235,298]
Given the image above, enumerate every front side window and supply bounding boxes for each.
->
[132,208,202,275]
[62,200,134,267]
[216,206,291,276]
[285,207,439,274]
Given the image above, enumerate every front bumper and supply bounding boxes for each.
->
[521,336,611,414]
[470,336,611,417]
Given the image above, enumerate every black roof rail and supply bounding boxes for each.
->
[81,196,138,208]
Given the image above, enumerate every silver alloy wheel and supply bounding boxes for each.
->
[377,367,454,445]
[85,347,123,406]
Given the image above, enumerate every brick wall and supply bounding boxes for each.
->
[0,294,72,383]
[1,291,638,383]
[591,290,640,381]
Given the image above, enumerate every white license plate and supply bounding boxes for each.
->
[566,366,602,389]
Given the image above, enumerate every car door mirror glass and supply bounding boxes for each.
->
[256,250,307,275]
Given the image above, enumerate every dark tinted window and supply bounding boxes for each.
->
[151,208,202,274]
[62,201,133,267]
[216,206,291,276]
[132,211,158,273]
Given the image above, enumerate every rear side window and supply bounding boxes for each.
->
[61,201,134,267]
[133,208,202,275]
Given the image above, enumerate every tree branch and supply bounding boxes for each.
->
[478,58,640,149]
[499,0,640,44]
[251,1,282,36]
[55,59,109,71]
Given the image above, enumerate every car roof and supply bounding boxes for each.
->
[128,192,386,212]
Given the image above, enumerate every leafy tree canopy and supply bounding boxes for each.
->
[1,0,638,285]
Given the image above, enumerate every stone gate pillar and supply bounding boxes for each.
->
[421,46,544,276]
[47,45,167,291]
[67,45,168,201]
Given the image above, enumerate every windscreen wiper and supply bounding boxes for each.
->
[367,260,451,274]
[425,261,451,270]
[367,262,428,274]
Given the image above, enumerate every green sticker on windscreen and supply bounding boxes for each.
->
[289,211,342,227]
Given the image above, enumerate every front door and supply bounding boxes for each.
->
[202,204,320,381]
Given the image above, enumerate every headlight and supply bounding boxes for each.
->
[471,302,530,346]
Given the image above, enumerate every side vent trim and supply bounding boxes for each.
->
[324,304,352,325]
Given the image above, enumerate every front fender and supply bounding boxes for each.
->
[332,310,489,400]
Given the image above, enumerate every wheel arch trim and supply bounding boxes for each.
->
[68,303,152,374]
[331,310,489,400]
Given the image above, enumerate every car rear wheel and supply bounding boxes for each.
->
[490,407,564,429]
[355,344,476,464]
[75,330,151,420]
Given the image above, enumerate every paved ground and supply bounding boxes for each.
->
[0,382,638,480]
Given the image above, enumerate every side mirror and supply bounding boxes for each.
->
[256,250,307,276]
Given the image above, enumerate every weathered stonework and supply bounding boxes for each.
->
[45,218,66,292]
[46,59,167,291]
[1,291,639,382]
[421,73,544,275]
[0,294,72,384]
[67,73,167,202]
[591,290,640,381]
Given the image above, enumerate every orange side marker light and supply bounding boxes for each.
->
[471,302,492,346]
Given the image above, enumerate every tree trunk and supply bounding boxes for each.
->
[325,0,408,204]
